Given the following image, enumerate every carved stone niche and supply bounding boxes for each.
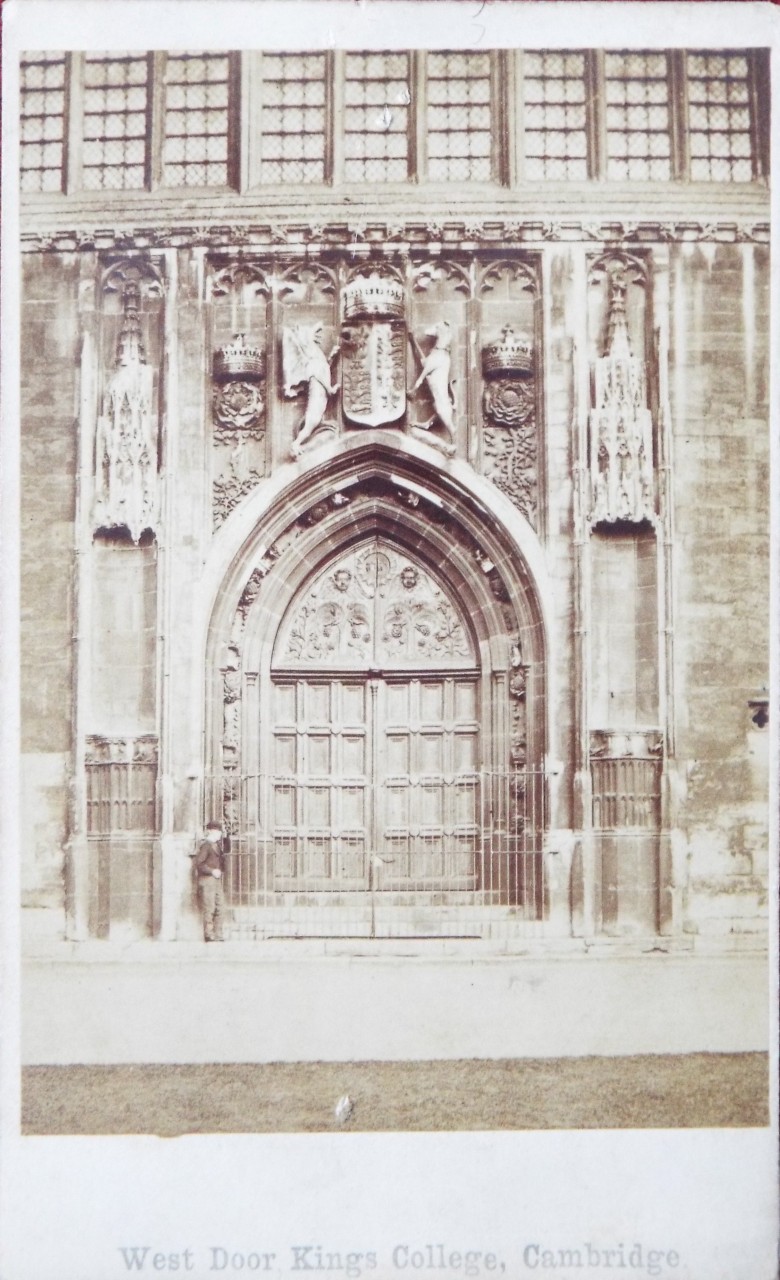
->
[588,253,655,527]
[93,260,164,544]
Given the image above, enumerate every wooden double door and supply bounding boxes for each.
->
[269,673,481,889]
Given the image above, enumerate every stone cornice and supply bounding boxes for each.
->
[20,216,771,253]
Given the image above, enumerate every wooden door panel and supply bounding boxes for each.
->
[377,676,480,886]
[270,673,479,889]
[419,680,445,722]
[271,678,369,887]
[453,730,479,771]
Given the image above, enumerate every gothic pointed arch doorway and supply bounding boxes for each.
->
[205,461,548,938]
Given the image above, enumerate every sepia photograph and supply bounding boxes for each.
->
[1,2,777,1277]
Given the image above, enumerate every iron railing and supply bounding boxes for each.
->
[202,768,547,939]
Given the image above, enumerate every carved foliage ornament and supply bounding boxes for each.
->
[22,220,771,256]
[483,425,537,527]
[480,306,537,525]
[509,642,529,769]
[213,458,264,529]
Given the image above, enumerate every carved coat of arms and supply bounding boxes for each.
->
[340,273,406,428]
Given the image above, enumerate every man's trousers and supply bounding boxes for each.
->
[198,875,224,941]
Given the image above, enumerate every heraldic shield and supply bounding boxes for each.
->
[340,272,407,429]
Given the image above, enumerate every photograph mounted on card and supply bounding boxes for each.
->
[2,4,777,1279]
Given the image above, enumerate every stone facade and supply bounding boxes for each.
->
[19,49,770,949]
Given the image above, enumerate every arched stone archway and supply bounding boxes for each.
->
[203,446,549,935]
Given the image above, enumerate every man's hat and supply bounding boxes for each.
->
[205,820,222,831]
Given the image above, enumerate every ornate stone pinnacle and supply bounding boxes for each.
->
[116,280,146,367]
[605,270,632,358]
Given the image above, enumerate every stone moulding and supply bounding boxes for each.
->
[20,218,770,254]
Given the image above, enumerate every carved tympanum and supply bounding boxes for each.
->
[276,540,474,667]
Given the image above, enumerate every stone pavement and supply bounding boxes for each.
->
[21,938,769,1065]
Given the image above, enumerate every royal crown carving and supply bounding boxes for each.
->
[342,273,405,321]
[482,325,534,378]
[213,333,265,382]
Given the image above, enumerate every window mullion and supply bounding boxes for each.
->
[748,49,770,182]
[331,50,345,185]
[512,49,525,186]
[586,49,605,180]
[668,51,689,180]
[410,50,426,183]
[248,53,266,189]
[64,51,84,194]
[226,51,243,192]
[148,52,166,190]
[495,49,512,186]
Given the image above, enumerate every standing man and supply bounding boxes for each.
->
[193,820,227,942]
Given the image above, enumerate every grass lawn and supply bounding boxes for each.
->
[22,1052,768,1135]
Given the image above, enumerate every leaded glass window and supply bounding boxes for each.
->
[604,52,671,180]
[163,52,230,187]
[427,52,493,182]
[82,54,149,190]
[259,54,327,184]
[20,53,66,192]
[523,52,588,179]
[17,48,767,195]
[344,52,410,182]
[687,52,754,181]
